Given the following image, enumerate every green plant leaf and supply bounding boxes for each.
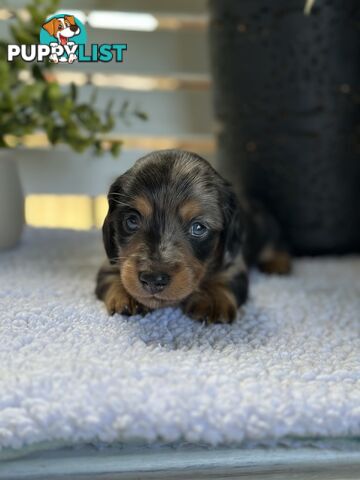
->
[134,110,148,121]
[70,83,77,101]
[0,0,146,154]
[110,141,122,157]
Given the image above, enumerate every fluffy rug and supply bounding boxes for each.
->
[0,228,359,451]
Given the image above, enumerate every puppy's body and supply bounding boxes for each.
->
[96,150,290,323]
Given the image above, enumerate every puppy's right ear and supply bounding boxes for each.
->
[64,15,76,25]
[102,177,123,264]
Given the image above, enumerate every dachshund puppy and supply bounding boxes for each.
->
[95,149,290,323]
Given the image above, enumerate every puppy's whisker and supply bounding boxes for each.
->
[108,194,129,201]
[107,254,129,263]
[112,200,131,207]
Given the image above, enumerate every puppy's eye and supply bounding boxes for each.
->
[58,25,63,30]
[190,222,208,238]
[124,214,140,233]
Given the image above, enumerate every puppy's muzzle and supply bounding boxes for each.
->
[139,271,170,294]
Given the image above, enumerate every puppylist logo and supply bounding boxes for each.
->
[7,13,127,64]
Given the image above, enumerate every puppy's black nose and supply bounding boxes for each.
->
[139,271,170,293]
[70,25,78,32]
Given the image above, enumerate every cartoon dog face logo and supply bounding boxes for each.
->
[42,15,80,63]
[42,15,80,45]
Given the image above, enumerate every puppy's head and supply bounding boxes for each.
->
[103,150,244,309]
[42,16,80,44]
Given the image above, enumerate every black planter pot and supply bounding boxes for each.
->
[209,0,360,255]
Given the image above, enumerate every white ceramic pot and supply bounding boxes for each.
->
[0,151,24,250]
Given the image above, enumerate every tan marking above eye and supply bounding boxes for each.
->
[179,199,203,223]
[133,195,153,218]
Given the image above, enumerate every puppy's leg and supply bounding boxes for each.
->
[182,279,237,324]
[258,245,292,275]
[95,262,148,316]
[244,200,292,275]
[68,53,77,63]
[67,42,78,63]
[228,270,249,307]
[182,269,248,324]
[49,42,59,63]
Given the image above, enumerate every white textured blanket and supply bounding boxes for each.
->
[0,228,359,451]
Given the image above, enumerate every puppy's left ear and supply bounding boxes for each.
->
[102,177,123,264]
[65,15,76,25]
[221,182,245,267]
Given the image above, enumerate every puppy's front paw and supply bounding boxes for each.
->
[182,285,237,324]
[105,283,148,316]
[68,53,77,63]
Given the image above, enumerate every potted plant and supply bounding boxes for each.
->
[0,0,137,249]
